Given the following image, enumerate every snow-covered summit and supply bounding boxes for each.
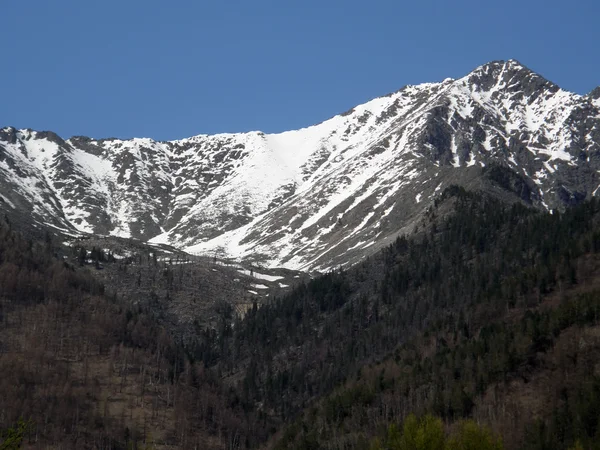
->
[1,61,599,270]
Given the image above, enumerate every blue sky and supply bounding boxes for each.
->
[2,0,599,141]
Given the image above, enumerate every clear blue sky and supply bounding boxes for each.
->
[2,0,599,141]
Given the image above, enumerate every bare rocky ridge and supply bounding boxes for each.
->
[1,60,599,270]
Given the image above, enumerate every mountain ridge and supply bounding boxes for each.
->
[1,60,599,271]
[0,60,571,141]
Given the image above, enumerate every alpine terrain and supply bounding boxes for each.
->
[3,60,600,450]
[1,59,600,272]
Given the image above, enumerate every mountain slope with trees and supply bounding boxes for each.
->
[3,185,600,448]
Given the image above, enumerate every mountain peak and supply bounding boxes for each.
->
[464,59,558,96]
[470,59,530,78]
[481,59,527,70]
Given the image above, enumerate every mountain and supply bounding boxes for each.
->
[2,60,599,271]
[5,185,600,449]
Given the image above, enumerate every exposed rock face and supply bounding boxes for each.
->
[588,86,600,100]
[2,60,600,270]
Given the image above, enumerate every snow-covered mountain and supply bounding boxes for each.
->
[1,60,599,270]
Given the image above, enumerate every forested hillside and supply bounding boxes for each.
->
[258,189,600,449]
[3,186,600,449]
[0,216,264,448]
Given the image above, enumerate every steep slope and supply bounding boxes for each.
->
[1,60,599,270]
[191,189,600,450]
